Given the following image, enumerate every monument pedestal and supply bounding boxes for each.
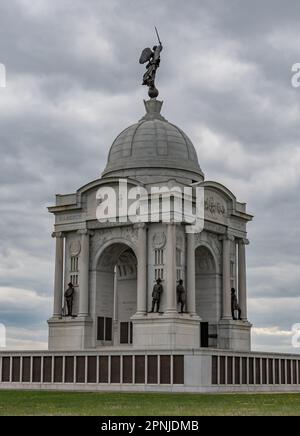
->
[132,313,201,350]
[48,317,93,351]
[218,319,252,352]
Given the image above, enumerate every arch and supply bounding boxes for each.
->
[92,237,138,271]
[93,241,137,347]
[195,241,221,275]
[195,244,222,346]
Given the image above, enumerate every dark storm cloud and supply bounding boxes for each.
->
[0,0,299,350]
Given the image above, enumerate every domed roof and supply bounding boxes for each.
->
[102,100,204,181]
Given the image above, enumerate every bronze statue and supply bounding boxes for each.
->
[177,279,186,313]
[64,282,75,317]
[151,278,163,313]
[231,288,241,320]
[139,27,163,99]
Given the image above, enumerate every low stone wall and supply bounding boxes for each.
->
[0,351,184,392]
[1,349,300,392]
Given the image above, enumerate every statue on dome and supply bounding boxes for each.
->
[139,27,163,99]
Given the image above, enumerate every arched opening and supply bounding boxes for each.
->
[95,243,137,346]
[195,245,221,347]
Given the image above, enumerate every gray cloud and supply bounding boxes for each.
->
[0,0,299,351]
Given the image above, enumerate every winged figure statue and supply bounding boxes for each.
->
[139,28,163,98]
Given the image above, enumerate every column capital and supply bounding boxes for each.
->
[219,234,235,242]
[166,221,177,226]
[52,231,63,239]
[134,222,147,230]
[77,229,94,237]
[239,238,250,246]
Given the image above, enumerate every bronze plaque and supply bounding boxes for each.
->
[87,356,97,383]
[22,357,31,383]
[135,356,145,384]
[99,356,109,383]
[2,357,10,382]
[32,357,41,383]
[147,355,158,384]
[160,355,171,384]
[12,357,20,383]
[235,357,241,384]
[43,357,52,383]
[65,356,74,383]
[111,356,120,383]
[173,355,184,385]
[76,356,86,383]
[122,356,133,384]
[54,356,63,383]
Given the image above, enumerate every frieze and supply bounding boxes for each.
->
[204,221,226,235]
[57,214,83,223]
[205,196,226,216]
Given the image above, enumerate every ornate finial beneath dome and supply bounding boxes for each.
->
[139,27,163,99]
[140,99,167,122]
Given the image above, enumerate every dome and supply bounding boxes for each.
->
[102,100,204,181]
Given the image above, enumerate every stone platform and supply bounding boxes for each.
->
[1,348,300,393]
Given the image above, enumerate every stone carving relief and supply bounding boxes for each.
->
[69,240,81,257]
[205,196,226,217]
[152,232,166,249]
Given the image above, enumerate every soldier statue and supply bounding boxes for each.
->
[64,282,75,317]
[139,27,163,99]
[231,288,241,320]
[151,278,163,313]
[177,279,186,313]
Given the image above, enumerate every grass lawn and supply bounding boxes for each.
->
[0,391,300,416]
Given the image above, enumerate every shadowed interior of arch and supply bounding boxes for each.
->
[195,245,221,347]
[95,243,137,346]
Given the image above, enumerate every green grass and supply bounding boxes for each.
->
[0,391,300,416]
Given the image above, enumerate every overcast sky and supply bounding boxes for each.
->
[0,0,300,352]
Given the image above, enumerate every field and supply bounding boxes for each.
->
[0,391,300,416]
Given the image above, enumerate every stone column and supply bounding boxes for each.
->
[238,239,249,321]
[78,230,90,318]
[186,231,196,315]
[136,223,147,315]
[220,235,233,320]
[52,232,64,318]
[165,223,177,314]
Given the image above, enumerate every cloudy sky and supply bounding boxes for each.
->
[0,0,300,352]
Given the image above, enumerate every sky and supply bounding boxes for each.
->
[0,0,300,352]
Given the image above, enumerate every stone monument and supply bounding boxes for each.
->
[47,35,253,352]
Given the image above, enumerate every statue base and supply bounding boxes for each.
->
[131,313,201,350]
[48,316,93,351]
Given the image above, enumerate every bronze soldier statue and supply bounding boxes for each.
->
[177,279,186,313]
[64,282,75,317]
[231,288,241,320]
[151,278,163,313]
